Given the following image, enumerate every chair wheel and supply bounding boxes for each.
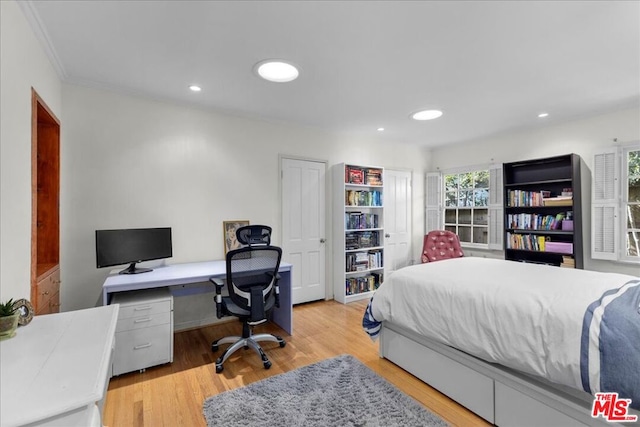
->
[263,360,271,369]
[279,341,286,348]
[212,344,218,352]
[216,364,224,373]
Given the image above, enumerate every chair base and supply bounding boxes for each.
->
[212,333,286,373]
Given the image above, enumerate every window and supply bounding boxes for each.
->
[443,170,489,245]
[623,148,639,259]
[426,165,502,250]
[592,144,640,263]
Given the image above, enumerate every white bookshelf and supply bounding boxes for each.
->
[333,163,385,304]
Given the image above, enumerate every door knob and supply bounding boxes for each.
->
[320,238,326,243]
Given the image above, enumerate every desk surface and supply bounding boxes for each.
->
[102,260,293,335]
[0,305,119,427]
[103,260,292,297]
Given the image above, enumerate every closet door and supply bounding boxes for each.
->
[384,169,412,273]
[281,157,327,304]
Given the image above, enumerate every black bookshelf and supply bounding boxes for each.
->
[503,154,583,268]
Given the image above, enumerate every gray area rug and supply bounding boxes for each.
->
[202,354,448,426]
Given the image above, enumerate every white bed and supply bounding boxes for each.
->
[364,257,640,426]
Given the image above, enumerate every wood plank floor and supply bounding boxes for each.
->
[104,299,490,427]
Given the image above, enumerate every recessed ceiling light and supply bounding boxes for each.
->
[538,112,549,118]
[377,127,385,132]
[411,109,443,121]
[189,85,201,92]
[255,60,299,83]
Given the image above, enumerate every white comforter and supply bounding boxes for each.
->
[369,257,637,391]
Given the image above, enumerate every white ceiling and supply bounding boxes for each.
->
[22,1,640,148]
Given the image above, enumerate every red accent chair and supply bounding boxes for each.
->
[421,230,464,263]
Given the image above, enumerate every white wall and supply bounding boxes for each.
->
[0,0,62,302]
[61,84,427,310]
[428,107,640,275]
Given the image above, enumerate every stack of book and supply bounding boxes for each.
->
[345,249,383,272]
[364,169,383,186]
[560,256,576,268]
[345,231,379,250]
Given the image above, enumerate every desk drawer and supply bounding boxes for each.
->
[116,311,171,333]
[113,324,172,376]
[117,299,171,320]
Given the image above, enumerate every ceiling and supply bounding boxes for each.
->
[22,1,640,148]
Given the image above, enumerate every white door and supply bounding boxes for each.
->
[384,169,412,273]
[281,158,327,304]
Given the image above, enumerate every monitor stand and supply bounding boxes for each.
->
[119,262,153,275]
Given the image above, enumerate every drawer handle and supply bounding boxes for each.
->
[42,291,49,296]
[134,317,152,323]
[134,306,152,311]
[133,343,152,350]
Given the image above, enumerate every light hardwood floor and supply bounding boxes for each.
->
[104,299,490,427]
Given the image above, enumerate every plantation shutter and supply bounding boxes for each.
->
[425,173,442,233]
[592,148,619,260]
[488,164,504,250]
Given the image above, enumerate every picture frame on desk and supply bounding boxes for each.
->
[223,220,249,254]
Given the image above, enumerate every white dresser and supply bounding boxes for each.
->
[0,305,118,427]
[111,288,173,376]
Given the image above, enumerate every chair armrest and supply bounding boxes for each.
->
[209,277,225,318]
[266,272,281,308]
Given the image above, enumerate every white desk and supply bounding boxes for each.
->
[0,305,119,427]
[102,260,293,334]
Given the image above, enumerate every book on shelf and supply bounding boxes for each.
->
[506,232,549,252]
[345,212,379,229]
[507,213,566,230]
[345,274,380,295]
[507,190,549,207]
[560,255,575,268]
[345,190,382,207]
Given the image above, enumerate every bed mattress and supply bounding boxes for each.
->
[364,257,639,407]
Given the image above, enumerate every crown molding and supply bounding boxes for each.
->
[17,0,67,80]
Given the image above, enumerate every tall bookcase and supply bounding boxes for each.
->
[333,164,384,303]
[503,154,583,268]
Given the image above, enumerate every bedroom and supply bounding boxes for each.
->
[1,1,638,426]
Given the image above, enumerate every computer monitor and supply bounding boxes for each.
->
[95,227,172,274]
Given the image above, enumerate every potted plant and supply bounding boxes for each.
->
[0,299,19,340]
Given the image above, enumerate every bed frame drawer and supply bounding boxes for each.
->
[381,327,495,423]
[495,382,584,427]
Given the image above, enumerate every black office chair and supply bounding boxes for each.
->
[236,224,272,246]
[209,225,285,373]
